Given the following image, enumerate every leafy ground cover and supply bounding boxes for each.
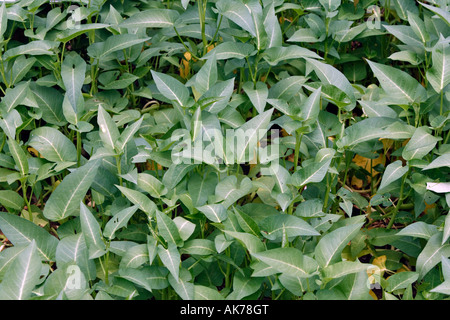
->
[0,0,449,300]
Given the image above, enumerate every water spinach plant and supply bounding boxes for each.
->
[0,0,449,300]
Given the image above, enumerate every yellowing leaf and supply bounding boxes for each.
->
[351,153,385,189]
[27,147,43,158]
[372,255,387,273]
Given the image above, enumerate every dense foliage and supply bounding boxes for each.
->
[0,0,449,301]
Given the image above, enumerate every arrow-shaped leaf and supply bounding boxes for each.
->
[43,160,100,221]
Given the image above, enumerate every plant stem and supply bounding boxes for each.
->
[199,0,208,56]
[173,26,201,61]
[21,181,33,221]
[116,155,123,188]
[293,130,303,170]
[76,130,82,167]
[387,167,409,229]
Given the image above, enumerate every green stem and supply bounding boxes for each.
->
[387,167,409,229]
[293,130,303,171]
[116,155,123,188]
[173,26,201,60]
[21,181,33,221]
[76,130,82,167]
[199,0,208,56]
[207,14,223,47]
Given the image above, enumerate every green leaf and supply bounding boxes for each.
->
[430,280,450,295]
[188,172,218,207]
[383,25,423,48]
[263,45,322,66]
[137,172,167,198]
[397,222,439,240]
[9,56,36,87]
[181,239,215,256]
[0,246,27,282]
[322,261,371,281]
[0,109,22,140]
[319,0,341,12]
[0,190,24,211]
[30,85,66,126]
[43,160,100,221]
[290,148,335,187]
[263,2,282,48]
[268,76,307,100]
[119,244,149,269]
[202,42,255,60]
[0,81,30,113]
[418,2,450,26]
[79,202,106,259]
[427,37,450,93]
[0,2,7,40]
[194,54,217,95]
[116,116,144,152]
[251,247,319,278]
[333,23,366,43]
[416,233,450,280]
[223,230,265,254]
[55,233,96,281]
[243,81,268,115]
[61,52,86,111]
[214,234,233,254]
[197,204,228,223]
[402,127,441,161]
[233,206,261,238]
[56,24,109,43]
[366,59,426,104]
[407,11,429,43]
[99,73,139,90]
[260,214,320,240]
[97,104,120,151]
[168,268,194,300]
[173,217,196,242]
[119,9,180,28]
[162,164,195,190]
[300,86,322,123]
[423,153,450,170]
[155,210,183,246]
[0,212,58,261]
[443,212,450,246]
[230,269,263,300]
[103,204,139,240]
[202,78,235,114]
[157,243,180,282]
[3,40,58,60]
[235,108,274,164]
[46,7,66,30]
[29,127,77,163]
[314,222,364,267]
[0,241,41,300]
[7,138,28,177]
[386,271,419,292]
[378,160,408,192]
[97,34,150,58]
[216,0,256,37]
[306,58,355,104]
[118,268,153,293]
[215,176,253,209]
[151,70,189,107]
[115,185,157,217]
[194,285,224,300]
